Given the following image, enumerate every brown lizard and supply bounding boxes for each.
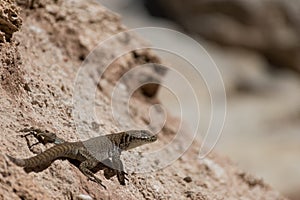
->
[7,128,157,189]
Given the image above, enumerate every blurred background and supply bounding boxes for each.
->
[99,0,300,199]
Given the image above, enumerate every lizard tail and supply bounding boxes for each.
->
[6,154,26,167]
[7,143,75,168]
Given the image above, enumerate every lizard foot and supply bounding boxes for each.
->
[19,127,65,145]
[117,171,129,185]
[88,176,107,189]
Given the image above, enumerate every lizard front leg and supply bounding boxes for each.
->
[111,154,128,185]
[79,159,107,189]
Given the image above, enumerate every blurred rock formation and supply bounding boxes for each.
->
[144,0,300,73]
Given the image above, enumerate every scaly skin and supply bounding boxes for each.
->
[7,128,157,189]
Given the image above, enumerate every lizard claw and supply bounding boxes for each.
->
[96,180,107,190]
[124,176,129,181]
[19,127,38,133]
[117,171,129,185]
[88,176,107,189]
[122,171,129,181]
[101,183,107,190]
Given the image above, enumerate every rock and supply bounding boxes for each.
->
[0,0,22,43]
[183,176,192,183]
[143,0,300,73]
[75,194,93,200]
[0,0,288,199]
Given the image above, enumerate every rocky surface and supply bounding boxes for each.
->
[0,0,288,199]
[144,0,300,73]
[0,0,22,42]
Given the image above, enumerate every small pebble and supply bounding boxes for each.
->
[183,176,192,183]
[75,194,93,200]
[185,191,194,198]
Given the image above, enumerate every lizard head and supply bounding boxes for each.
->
[122,130,157,150]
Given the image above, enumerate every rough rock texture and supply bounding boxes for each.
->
[0,0,288,199]
[0,0,22,43]
[144,0,300,73]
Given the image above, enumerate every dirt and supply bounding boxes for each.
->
[0,0,288,199]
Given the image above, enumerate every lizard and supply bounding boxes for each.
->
[6,127,157,189]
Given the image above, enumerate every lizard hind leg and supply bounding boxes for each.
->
[79,160,107,189]
[19,127,66,145]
